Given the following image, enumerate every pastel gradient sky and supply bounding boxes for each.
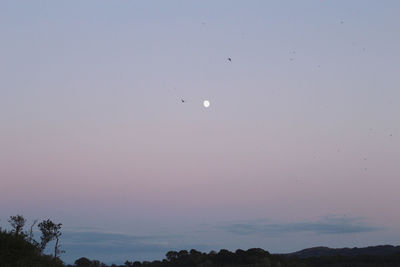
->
[1,0,400,264]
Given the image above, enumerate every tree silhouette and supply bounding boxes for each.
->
[74,257,92,266]
[38,219,63,257]
[27,219,38,245]
[166,251,178,262]
[8,215,26,236]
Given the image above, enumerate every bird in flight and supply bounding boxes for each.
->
[181,99,185,103]
[227,58,232,62]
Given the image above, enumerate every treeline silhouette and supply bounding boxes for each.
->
[70,248,400,267]
[2,215,400,267]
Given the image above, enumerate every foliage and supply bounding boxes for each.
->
[8,215,26,236]
[0,215,64,267]
[0,229,64,267]
[78,248,400,267]
[38,218,63,257]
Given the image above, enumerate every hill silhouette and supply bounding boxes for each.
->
[0,229,64,267]
[288,245,400,258]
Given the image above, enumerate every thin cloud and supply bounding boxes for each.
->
[61,230,180,252]
[222,217,380,236]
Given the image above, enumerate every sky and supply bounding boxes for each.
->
[1,0,400,264]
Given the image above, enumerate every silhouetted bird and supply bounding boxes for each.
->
[227,58,232,62]
[181,99,185,103]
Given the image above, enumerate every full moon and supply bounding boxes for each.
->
[203,100,210,108]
